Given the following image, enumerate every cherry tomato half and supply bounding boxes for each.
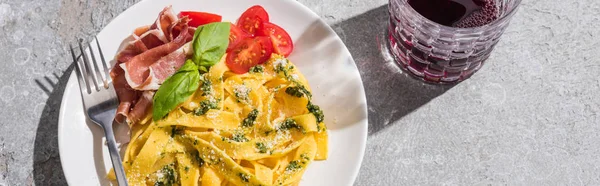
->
[226,36,274,74]
[236,5,270,36]
[178,11,222,27]
[227,23,251,52]
[258,22,294,57]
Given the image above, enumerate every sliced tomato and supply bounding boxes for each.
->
[227,23,251,52]
[226,37,274,74]
[258,22,294,57]
[178,11,222,27]
[236,5,269,35]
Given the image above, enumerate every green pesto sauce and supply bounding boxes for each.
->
[279,118,300,131]
[194,99,220,116]
[200,75,212,96]
[285,160,303,172]
[154,164,178,186]
[274,62,288,74]
[300,153,310,163]
[285,86,304,98]
[273,61,312,99]
[242,109,259,127]
[298,85,312,98]
[249,65,264,73]
[307,101,324,123]
[170,126,185,137]
[274,63,293,81]
[273,58,324,125]
[255,142,268,153]
[238,172,250,183]
[231,133,249,142]
[192,150,205,167]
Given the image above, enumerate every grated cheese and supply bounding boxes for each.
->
[273,58,287,69]
[206,110,219,119]
[290,74,299,80]
[233,84,250,99]
[156,170,164,179]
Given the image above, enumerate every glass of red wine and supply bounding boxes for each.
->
[388,0,522,84]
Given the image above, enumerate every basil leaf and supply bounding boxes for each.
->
[192,22,230,70]
[152,60,200,121]
[152,22,229,120]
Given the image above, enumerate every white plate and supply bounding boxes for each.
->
[58,0,368,185]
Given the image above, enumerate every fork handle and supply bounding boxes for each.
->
[103,123,129,186]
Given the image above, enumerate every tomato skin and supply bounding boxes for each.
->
[178,11,222,27]
[226,37,274,74]
[227,23,251,52]
[258,22,294,57]
[236,5,269,36]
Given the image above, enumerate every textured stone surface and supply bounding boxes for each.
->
[0,0,599,185]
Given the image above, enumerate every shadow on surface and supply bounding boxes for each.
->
[32,64,73,185]
[35,73,61,96]
[33,44,125,185]
[331,5,454,135]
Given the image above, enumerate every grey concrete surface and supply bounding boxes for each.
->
[0,0,599,185]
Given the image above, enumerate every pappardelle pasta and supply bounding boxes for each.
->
[107,5,327,185]
[109,54,328,186]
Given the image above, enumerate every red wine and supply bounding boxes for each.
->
[408,0,499,28]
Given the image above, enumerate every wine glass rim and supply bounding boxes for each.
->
[394,0,523,31]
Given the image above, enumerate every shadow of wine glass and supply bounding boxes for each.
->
[329,5,455,135]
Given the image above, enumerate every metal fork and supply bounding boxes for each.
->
[70,37,128,186]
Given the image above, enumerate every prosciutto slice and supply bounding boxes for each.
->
[119,26,190,90]
[116,6,178,64]
[111,6,194,123]
[128,91,155,123]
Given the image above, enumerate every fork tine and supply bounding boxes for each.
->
[95,36,111,86]
[78,38,100,92]
[87,39,107,89]
[70,44,91,94]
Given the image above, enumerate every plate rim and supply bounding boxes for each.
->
[58,0,368,185]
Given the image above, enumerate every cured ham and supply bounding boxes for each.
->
[110,6,193,123]
[111,67,140,123]
[119,26,190,90]
[128,91,155,123]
